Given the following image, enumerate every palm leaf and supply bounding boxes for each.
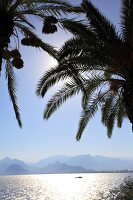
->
[36,65,70,97]
[61,19,91,37]
[76,94,101,140]
[15,23,58,58]
[121,0,133,47]
[116,98,126,128]
[82,0,119,42]
[5,61,22,128]
[105,97,120,138]
[82,74,109,109]
[44,80,81,119]
[36,59,86,98]
[101,94,114,126]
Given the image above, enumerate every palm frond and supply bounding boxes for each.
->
[82,0,119,42]
[44,80,81,119]
[5,61,22,128]
[36,0,132,140]
[36,65,69,97]
[9,0,22,12]
[61,19,91,37]
[0,0,86,128]
[15,15,35,29]
[19,0,83,17]
[105,97,119,137]
[66,63,86,95]
[36,59,87,98]
[121,0,133,47]
[116,98,126,128]
[101,94,114,126]
[15,23,58,58]
[37,5,83,16]
[76,94,101,140]
[82,74,108,109]
[38,0,84,14]
[39,41,58,60]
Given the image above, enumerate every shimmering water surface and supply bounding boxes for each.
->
[0,173,132,200]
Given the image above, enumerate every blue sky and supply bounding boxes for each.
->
[0,0,133,162]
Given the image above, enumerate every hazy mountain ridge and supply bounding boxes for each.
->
[35,154,133,171]
[0,157,88,175]
[40,161,89,173]
[0,154,133,175]
[0,157,26,171]
[2,164,29,175]
[36,155,71,167]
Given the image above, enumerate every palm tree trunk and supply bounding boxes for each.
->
[0,36,11,74]
[0,44,4,74]
[0,38,6,74]
[123,81,133,129]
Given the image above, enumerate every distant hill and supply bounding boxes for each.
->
[0,158,39,175]
[36,155,70,167]
[0,157,28,172]
[92,155,133,171]
[40,161,89,173]
[66,155,97,169]
[2,164,29,175]
[0,157,89,175]
[35,154,133,171]
[0,154,133,175]
[36,154,97,169]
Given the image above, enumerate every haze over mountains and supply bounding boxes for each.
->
[0,154,133,175]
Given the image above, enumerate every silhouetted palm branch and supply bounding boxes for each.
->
[37,0,133,139]
[5,60,22,127]
[0,0,81,126]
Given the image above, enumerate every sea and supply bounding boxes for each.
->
[0,173,132,200]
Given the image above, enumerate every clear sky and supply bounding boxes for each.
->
[0,0,133,162]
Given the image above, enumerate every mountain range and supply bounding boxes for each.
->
[0,154,133,175]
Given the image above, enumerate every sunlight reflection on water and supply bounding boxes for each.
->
[0,173,132,200]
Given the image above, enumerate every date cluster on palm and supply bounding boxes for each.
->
[21,37,40,47]
[42,16,58,34]
[2,49,24,69]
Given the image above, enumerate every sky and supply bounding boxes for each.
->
[0,0,133,162]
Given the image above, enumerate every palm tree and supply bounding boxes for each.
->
[0,0,82,127]
[37,0,133,140]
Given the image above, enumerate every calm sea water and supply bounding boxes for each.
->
[0,173,132,200]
